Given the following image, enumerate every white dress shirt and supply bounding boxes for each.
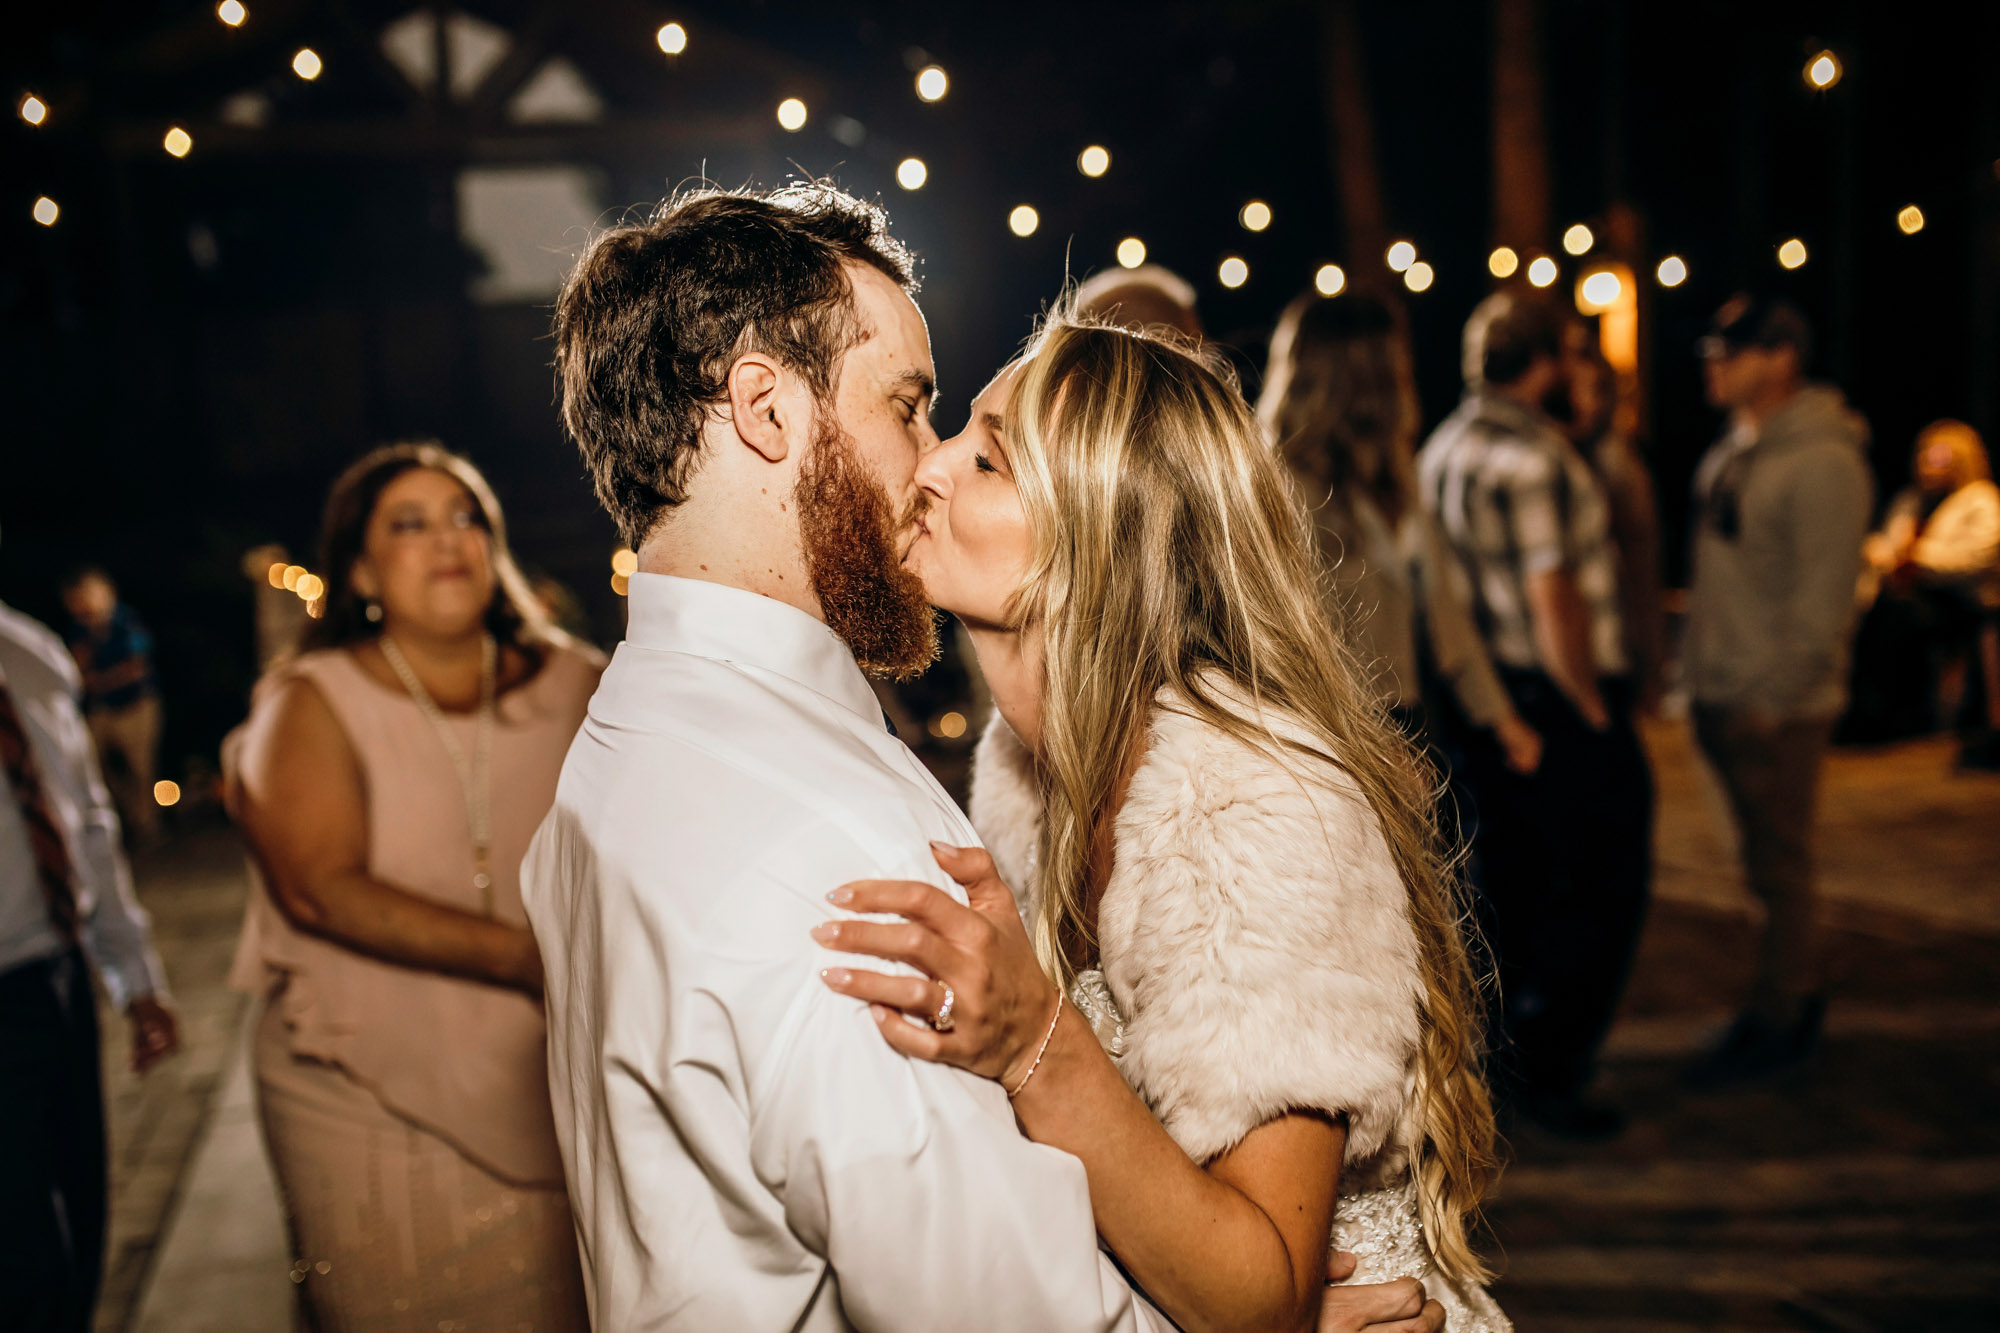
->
[0,599,168,1005]
[522,574,1166,1332]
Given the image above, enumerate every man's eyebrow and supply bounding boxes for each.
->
[888,368,936,400]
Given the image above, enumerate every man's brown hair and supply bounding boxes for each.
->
[553,185,917,546]
[1461,290,1565,389]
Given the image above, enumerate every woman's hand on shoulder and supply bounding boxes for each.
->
[814,843,1059,1089]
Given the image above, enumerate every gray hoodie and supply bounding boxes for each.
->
[1684,385,1874,719]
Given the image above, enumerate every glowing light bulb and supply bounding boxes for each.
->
[1218,256,1249,289]
[20,95,48,126]
[1777,237,1808,270]
[776,97,807,131]
[656,22,687,55]
[1897,204,1925,235]
[1077,145,1110,178]
[1579,269,1622,310]
[267,562,289,589]
[1009,205,1039,237]
[292,47,322,80]
[1806,51,1841,89]
[610,548,639,577]
[1314,264,1346,297]
[1489,246,1519,278]
[1526,256,1559,288]
[1239,200,1271,232]
[916,65,948,102]
[1656,255,1688,287]
[154,780,182,807]
[164,126,193,158]
[611,571,630,596]
[1563,224,1594,256]
[282,565,305,591]
[217,0,247,26]
[1385,240,1416,272]
[937,711,967,739]
[1116,237,1147,269]
[1404,261,1435,293]
[32,196,58,226]
[896,157,928,191]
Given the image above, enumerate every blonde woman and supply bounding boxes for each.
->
[814,315,1507,1331]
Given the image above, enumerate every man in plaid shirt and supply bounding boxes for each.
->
[1418,292,1653,1141]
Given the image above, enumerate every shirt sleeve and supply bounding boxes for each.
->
[1500,448,1570,577]
[1757,449,1875,716]
[1414,512,1516,729]
[750,903,1169,1330]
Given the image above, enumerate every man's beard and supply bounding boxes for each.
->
[794,416,940,681]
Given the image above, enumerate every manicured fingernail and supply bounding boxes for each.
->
[826,886,853,906]
[929,840,955,856]
[820,968,850,986]
[810,922,839,942]
[869,1003,892,1022]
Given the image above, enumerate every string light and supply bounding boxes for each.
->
[610,548,639,577]
[1562,223,1594,255]
[1778,237,1808,270]
[1314,264,1346,297]
[32,196,59,227]
[1218,256,1249,289]
[1239,200,1271,232]
[1077,145,1110,178]
[1488,246,1519,278]
[1656,255,1688,287]
[1526,256,1559,288]
[1578,269,1622,310]
[611,571,630,596]
[217,0,247,26]
[896,157,927,190]
[154,780,182,807]
[776,97,807,131]
[294,573,324,602]
[1806,50,1841,89]
[1385,240,1416,272]
[1404,261,1435,293]
[164,126,193,158]
[916,65,948,101]
[1116,237,1147,268]
[656,23,687,55]
[266,562,289,588]
[19,95,48,126]
[1897,204,1925,235]
[1008,205,1039,237]
[932,711,967,739]
[281,565,305,591]
[292,48,323,80]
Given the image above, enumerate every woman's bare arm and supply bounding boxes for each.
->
[234,674,542,994]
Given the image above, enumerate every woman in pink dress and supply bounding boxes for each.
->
[229,443,600,1331]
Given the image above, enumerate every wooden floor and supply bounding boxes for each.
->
[96,721,2000,1331]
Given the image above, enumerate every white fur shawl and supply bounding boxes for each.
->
[969,695,1423,1173]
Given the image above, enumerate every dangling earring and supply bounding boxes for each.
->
[364,600,383,623]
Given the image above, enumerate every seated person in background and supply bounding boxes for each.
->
[1863,420,2000,765]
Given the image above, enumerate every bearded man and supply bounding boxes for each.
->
[524,186,1439,1331]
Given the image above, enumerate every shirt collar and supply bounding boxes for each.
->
[623,573,882,725]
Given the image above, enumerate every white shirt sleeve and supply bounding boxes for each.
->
[749,938,1171,1331]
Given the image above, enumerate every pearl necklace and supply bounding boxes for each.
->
[379,632,497,916]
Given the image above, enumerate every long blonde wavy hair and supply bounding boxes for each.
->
[1002,310,1499,1283]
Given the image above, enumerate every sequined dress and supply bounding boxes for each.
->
[1071,969,1512,1332]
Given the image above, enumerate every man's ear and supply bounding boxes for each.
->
[727,353,794,464]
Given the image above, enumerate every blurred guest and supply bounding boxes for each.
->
[60,568,163,846]
[1684,295,1873,1086]
[1261,288,1542,775]
[1075,262,1204,338]
[1417,291,1651,1139]
[2,591,179,1333]
[1561,332,1667,711]
[228,443,600,1331]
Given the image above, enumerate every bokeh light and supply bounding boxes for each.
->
[1008,205,1039,237]
[1579,269,1623,310]
[1404,261,1435,293]
[1806,51,1841,89]
[32,196,59,226]
[1527,256,1559,288]
[292,48,322,80]
[294,573,324,602]
[20,95,48,126]
[896,158,928,191]
[1218,256,1249,288]
[1489,246,1519,278]
[1778,237,1808,270]
[1897,204,1925,235]
[1314,264,1346,297]
[266,562,289,589]
[217,0,247,26]
[611,548,639,577]
[281,565,305,591]
[776,97,807,131]
[1116,237,1147,268]
[656,22,687,55]
[1563,223,1594,256]
[164,126,193,158]
[916,66,948,102]
[1239,200,1271,232]
[1656,255,1688,287]
[1077,145,1110,178]
[154,780,181,807]
[1385,240,1416,272]
[611,571,630,596]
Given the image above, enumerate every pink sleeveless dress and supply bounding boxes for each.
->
[230,642,599,1331]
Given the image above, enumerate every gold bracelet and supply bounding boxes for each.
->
[1006,987,1064,1100]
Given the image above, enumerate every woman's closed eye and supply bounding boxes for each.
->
[974,453,998,475]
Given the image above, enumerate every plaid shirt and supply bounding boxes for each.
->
[1417,391,1628,677]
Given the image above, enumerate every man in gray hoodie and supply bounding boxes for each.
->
[1683,294,1873,1086]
